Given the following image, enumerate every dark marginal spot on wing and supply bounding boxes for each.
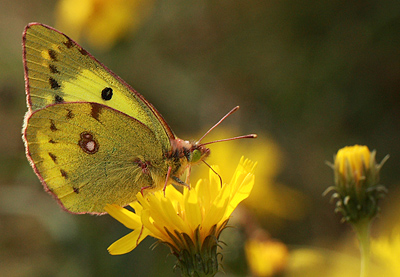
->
[55,94,64,103]
[48,152,57,163]
[50,120,58,131]
[73,187,80,194]
[90,103,101,121]
[49,77,61,89]
[79,131,99,154]
[48,49,57,61]
[66,109,74,119]
[63,38,74,48]
[49,64,60,74]
[101,87,113,100]
[60,169,68,179]
[78,47,88,56]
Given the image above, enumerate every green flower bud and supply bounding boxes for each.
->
[325,145,389,223]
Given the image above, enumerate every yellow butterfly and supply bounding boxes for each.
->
[22,23,256,214]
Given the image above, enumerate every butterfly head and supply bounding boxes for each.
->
[170,138,210,166]
[190,143,211,165]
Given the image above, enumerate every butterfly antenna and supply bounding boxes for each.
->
[197,106,240,144]
[201,134,257,146]
[202,160,223,187]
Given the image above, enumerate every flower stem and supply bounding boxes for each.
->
[353,218,371,277]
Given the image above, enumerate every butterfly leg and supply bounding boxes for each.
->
[140,185,152,195]
[163,166,172,196]
[163,167,191,196]
[185,165,192,184]
[136,225,145,246]
[172,176,190,189]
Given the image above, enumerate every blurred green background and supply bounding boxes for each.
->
[1,0,399,276]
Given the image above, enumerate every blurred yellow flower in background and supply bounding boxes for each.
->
[245,237,288,276]
[285,246,383,276]
[55,0,154,50]
[106,158,256,275]
[371,227,400,275]
[191,128,306,221]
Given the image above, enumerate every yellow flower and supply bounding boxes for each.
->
[371,227,400,275]
[325,146,389,277]
[245,238,288,276]
[55,0,154,50]
[335,145,371,187]
[105,157,256,275]
[326,145,388,223]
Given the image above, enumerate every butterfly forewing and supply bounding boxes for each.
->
[23,23,173,151]
[24,102,167,213]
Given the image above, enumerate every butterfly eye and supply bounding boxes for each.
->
[191,149,202,163]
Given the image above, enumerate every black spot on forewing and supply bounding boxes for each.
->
[49,77,61,89]
[49,64,60,74]
[50,120,58,131]
[48,152,57,163]
[49,139,56,144]
[73,187,80,194]
[55,95,64,103]
[60,169,68,179]
[101,87,113,100]
[63,38,74,49]
[90,103,101,122]
[66,109,74,119]
[48,49,57,61]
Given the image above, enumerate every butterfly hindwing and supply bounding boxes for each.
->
[24,102,167,213]
[23,23,173,151]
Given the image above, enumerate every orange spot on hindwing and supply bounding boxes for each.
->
[79,131,99,154]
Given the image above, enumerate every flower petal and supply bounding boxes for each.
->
[105,204,142,230]
[108,228,150,255]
